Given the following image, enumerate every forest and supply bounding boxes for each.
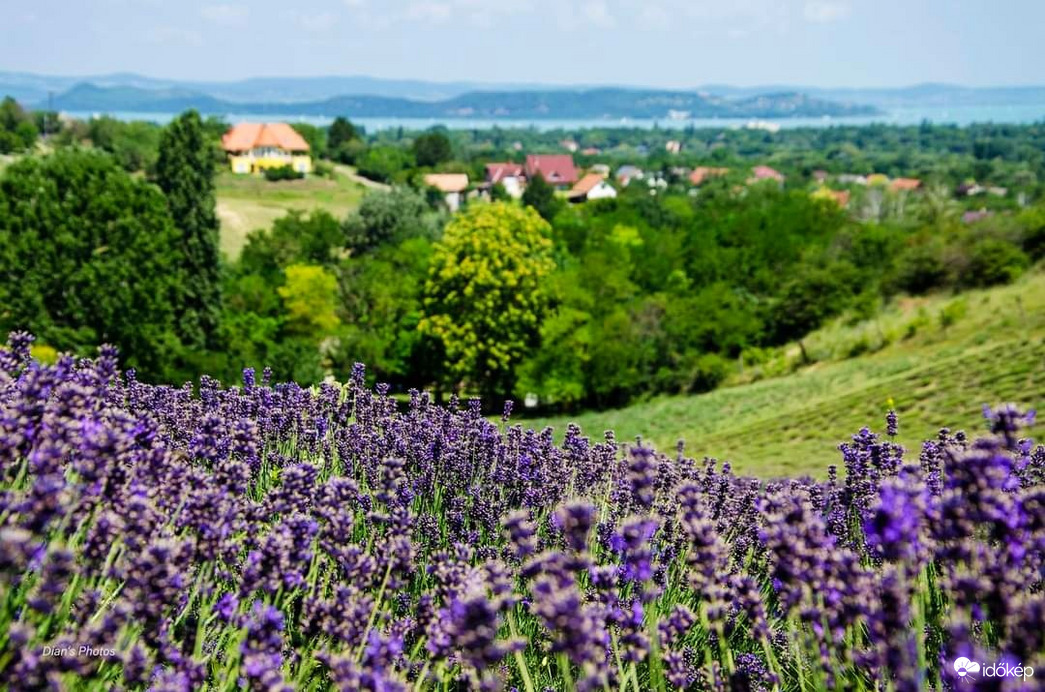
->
[1,98,1043,414]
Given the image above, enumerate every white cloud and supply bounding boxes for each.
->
[803,0,850,23]
[200,4,249,26]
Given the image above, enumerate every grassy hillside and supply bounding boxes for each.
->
[527,270,1045,478]
[216,169,367,258]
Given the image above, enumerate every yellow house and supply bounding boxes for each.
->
[221,123,312,174]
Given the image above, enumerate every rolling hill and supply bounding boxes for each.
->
[524,271,1045,478]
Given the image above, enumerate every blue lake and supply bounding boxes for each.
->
[64,103,1045,130]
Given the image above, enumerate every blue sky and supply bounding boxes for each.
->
[3,0,1043,88]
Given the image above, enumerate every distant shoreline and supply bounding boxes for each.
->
[62,103,1045,131]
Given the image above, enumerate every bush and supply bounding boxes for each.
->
[263,164,305,182]
[892,244,949,295]
[961,239,1029,288]
[687,352,732,393]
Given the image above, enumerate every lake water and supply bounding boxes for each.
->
[65,103,1045,131]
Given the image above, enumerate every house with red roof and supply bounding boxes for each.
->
[484,162,525,198]
[525,154,578,189]
[749,165,785,184]
[689,166,729,186]
[221,123,312,174]
[890,177,922,193]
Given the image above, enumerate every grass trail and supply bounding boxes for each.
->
[216,169,368,258]
[526,271,1045,477]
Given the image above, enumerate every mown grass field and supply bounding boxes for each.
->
[215,169,367,258]
[528,270,1045,478]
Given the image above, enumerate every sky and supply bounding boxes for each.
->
[2,0,1043,88]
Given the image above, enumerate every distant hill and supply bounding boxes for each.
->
[41,82,877,120]
[4,71,1045,113]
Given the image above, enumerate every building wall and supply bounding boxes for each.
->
[227,152,313,174]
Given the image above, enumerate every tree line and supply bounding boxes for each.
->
[1,107,1043,413]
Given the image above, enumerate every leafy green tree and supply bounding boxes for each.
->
[768,265,855,362]
[328,116,361,152]
[85,117,162,171]
[420,203,555,398]
[343,187,437,254]
[290,122,327,159]
[412,131,453,167]
[333,237,433,384]
[357,146,414,183]
[0,150,184,378]
[278,264,341,337]
[0,96,38,153]
[240,210,346,281]
[155,109,222,348]
[961,239,1029,288]
[521,172,562,222]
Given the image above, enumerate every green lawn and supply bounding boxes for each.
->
[215,169,368,258]
[525,270,1045,478]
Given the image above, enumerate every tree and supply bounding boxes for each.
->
[155,109,222,348]
[278,264,341,337]
[343,187,437,254]
[0,150,184,379]
[290,122,326,159]
[521,172,562,222]
[328,116,360,152]
[768,265,854,362]
[357,146,414,183]
[419,203,555,399]
[0,96,37,153]
[412,131,453,167]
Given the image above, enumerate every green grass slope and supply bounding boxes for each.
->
[528,270,1045,478]
[216,169,366,258]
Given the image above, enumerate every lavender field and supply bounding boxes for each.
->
[0,330,1042,691]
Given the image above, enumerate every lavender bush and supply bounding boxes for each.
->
[0,331,1042,691]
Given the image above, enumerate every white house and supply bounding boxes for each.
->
[569,173,618,203]
[424,173,469,212]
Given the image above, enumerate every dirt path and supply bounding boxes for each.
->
[332,164,391,192]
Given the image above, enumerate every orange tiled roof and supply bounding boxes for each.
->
[424,173,469,193]
[891,177,921,192]
[222,123,310,152]
[689,166,729,186]
[570,173,607,196]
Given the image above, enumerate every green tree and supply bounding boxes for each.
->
[0,150,184,378]
[768,265,855,362]
[155,109,222,348]
[290,122,327,159]
[412,131,453,167]
[328,116,360,152]
[419,203,555,398]
[357,146,413,183]
[0,96,37,153]
[278,264,341,337]
[521,172,562,222]
[343,187,437,254]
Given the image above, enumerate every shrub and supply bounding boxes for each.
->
[687,352,732,393]
[263,164,305,182]
[961,239,1029,288]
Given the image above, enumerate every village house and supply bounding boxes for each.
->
[568,173,618,203]
[590,163,611,177]
[616,165,644,186]
[525,154,578,189]
[665,140,682,154]
[689,166,729,186]
[811,186,851,208]
[424,173,469,212]
[890,177,921,193]
[221,123,312,175]
[484,162,525,198]
[836,173,868,186]
[749,165,785,184]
